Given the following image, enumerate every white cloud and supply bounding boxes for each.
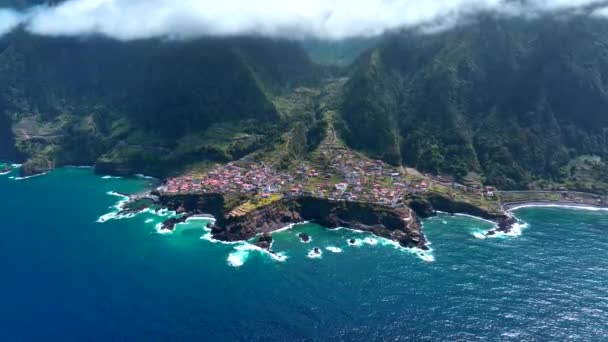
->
[0,0,605,40]
[0,9,22,36]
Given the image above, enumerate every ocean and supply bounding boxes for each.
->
[1,167,607,341]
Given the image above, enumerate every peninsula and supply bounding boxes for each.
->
[121,128,525,250]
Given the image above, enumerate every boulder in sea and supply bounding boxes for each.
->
[313,247,320,254]
[298,233,311,243]
[348,239,356,245]
[255,232,273,250]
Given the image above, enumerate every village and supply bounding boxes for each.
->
[158,134,499,214]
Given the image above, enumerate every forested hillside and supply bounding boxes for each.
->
[0,32,320,176]
[339,16,608,189]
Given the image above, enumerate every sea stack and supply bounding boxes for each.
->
[256,232,273,251]
[298,233,311,243]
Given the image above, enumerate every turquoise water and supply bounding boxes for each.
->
[1,168,607,340]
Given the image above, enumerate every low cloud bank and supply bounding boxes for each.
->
[0,9,21,36]
[0,0,607,40]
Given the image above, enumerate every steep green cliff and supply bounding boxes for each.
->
[340,16,608,189]
[0,32,319,176]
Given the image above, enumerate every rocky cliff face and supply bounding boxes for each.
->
[158,193,225,219]
[160,194,428,249]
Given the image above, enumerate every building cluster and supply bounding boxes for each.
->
[161,162,293,196]
[160,139,446,208]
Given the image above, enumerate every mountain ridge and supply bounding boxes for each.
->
[3,15,608,193]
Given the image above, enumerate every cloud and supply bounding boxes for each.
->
[0,0,606,40]
[0,9,22,36]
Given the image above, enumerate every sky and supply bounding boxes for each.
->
[1,0,608,40]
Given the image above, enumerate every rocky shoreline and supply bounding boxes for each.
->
[156,193,429,250]
[111,189,527,249]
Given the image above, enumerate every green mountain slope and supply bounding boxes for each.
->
[339,16,608,189]
[0,32,320,176]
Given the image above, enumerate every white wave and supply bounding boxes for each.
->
[227,243,287,267]
[272,222,298,234]
[508,203,608,212]
[10,164,22,168]
[363,237,378,246]
[334,226,367,234]
[325,246,342,253]
[12,171,49,180]
[374,236,435,262]
[441,220,448,224]
[101,175,122,179]
[418,252,435,262]
[97,212,117,223]
[144,218,154,223]
[453,213,496,225]
[0,170,11,176]
[154,222,173,235]
[486,221,529,239]
[66,165,92,169]
[97,191,149,223]
[473,232,487,239]
[106,191,129,199]
[307,248,323,259]
[154,208,176,217]
[135,174,157,180]
[96,211,136,223]
[200,233,244,245]
[227,251,247,267]
[187,215,216,222]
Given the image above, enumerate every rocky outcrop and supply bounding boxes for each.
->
[20,155,54,177]
[159,216,190,232]
[298,233,311,243]
[186,195,429,249]
[295,196,426,248]
[486,215,520,236]
[212,200,301,242]
[154,188,530,247]
[406,193,521,235]
[158,193,225,220]
[255,232,274,251]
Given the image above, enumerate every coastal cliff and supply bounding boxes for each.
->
[406,194,500,220]
[157,194,428,249]
[406,193,520,236]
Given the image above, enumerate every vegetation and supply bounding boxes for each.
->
[3,15,608,195]
[0,32,320,176]
[339,16,608,190]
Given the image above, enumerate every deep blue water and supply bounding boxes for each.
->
[1,167,607,341]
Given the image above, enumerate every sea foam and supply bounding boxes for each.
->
[485,221,529,239]
[135,174,157,180]
[227,243,287,267]
[101,175,122,179]
[307,248,323,259]
[508,203,608,212]
[12,172,49,180]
